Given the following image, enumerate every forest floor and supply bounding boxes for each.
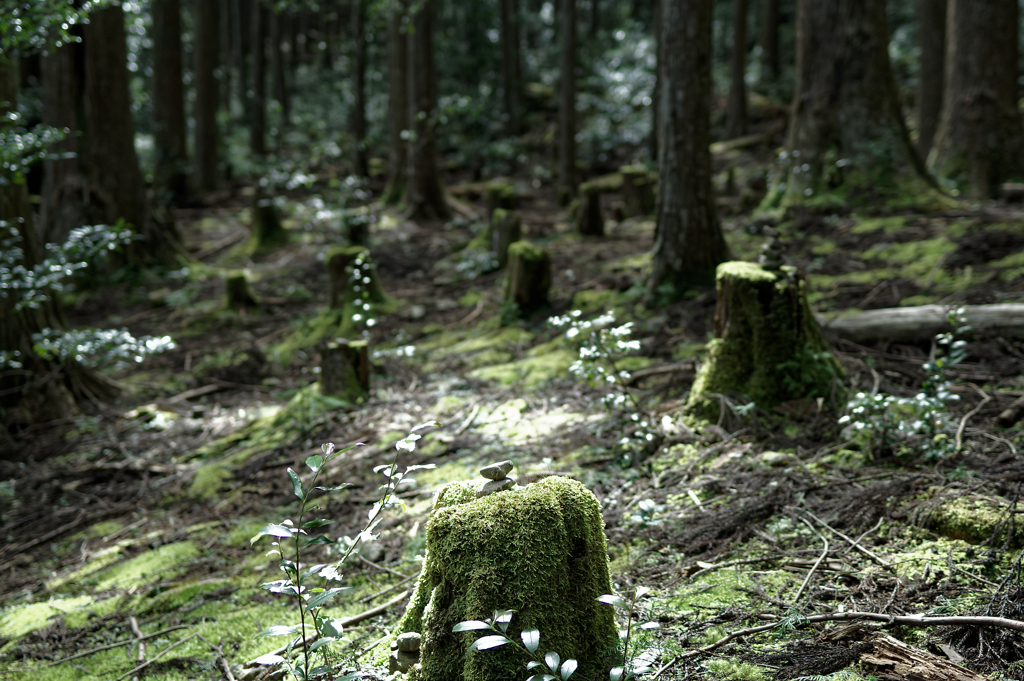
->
[4,140,1024,681]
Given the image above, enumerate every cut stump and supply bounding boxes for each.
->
[575,186,605,236]
[225,272,260,313]
[485,179,516,218]
[619,165,656,217]
[347,219,370,247]
[320,338,370,401]
[686,262,844,420]
[246,194,288,255]
[490,208,522,269]
[504,240,551,317]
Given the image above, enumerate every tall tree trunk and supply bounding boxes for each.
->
[557,0,576,204]
[40,43,85,247]
[270,7,290,143]
[726,0,749,138]
[590,0,599,40]
[384,4,408,204]
[403,0,449,219]
[220,0,232,112]
[194,0,220,192]
[916,0,945,160]
[152,0,189,205]
[649,0,661,162]
[778,0,932,207]
[250,0,266,157]
[929,0,1024,199]
[351,0,369,176]
[760,0,779,82]
[84,5,180,265]
[500,0,522,135]
[648,0,728,297]
[232,0,248,120]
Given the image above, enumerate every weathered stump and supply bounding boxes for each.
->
[246,193,288,255]
[575,187,605,236]
[504,241,551,316]
[619,165,656,217]
[225,272,260,313]
[485,179,516,218]
[686,261,844,420]
[347,217,370,247]
[375,476,618,681]
[326,245,387,311]
[320,338,370,401]
[490,208,522,269]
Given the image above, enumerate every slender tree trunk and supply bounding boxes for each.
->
[232,0,248,120]
[929,0,1024,198]
[726,0,749,138]
[649,0,660,162]
[152,0,188,205]
[194,0,220,192]
[779,0,932,206]
[220,0,232,112]
[40,43,85,247]
[916,0,945,160]
[590,0,599,40]
[84,5,180,265]
[500,0,523,135]
[384,4,408,203]
[250,0,266,157]
[760,0,779,82]
[403,0,449,219]
[352,0,368,176]
[270,6,290,142]
[648,0,728,297]
[557,0,576,204]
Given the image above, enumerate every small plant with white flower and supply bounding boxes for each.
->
[549,311,641,411]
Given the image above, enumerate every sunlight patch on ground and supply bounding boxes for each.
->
[0,595,94,643]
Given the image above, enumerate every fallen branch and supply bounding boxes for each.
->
[799,509,893,570]
[652,610,1024,679]
[818,303,1024,344]
[793,518,829,604]
[956,387,992,452]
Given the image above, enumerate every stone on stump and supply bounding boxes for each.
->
[225,272,260,313]
[246,193,288,255]
[619,165,656,217]
[320,338,370,401]
[485,179,516,218]
[376,476,618,681]
[685,261,845,421]
[575,187,604,236]
[490,209,522,269]
[326,245,387,311]
[503,241,551,317]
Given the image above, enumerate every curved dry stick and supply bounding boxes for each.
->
[652,611,1024,679]
[955,387,992,453]
[793,518,828,604]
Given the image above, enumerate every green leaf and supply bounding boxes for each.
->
[527,661,543,671]
[287,468,304,499]
[526,675,557,681]
[302,534,333,547]
[320,617,346,637]
[495,609,513,633]
[250,523,297,544]
[560,659,578,680]
[302,518,333,529]
[522,628,540,653]
[597,594,626,608]
[412,420,442,432]
[305,587,348,610]
[469,635,510,652]
[253,653,286,665]
[321,442,335,457]
[640,621,660,630]
[335,673,369,681]
[609,667,625,681]
[314,483,353,492]
[257,624,299,638]
[306,454,324,473]
[545,651,560,672]
[452,620,492,633]
[635,586,651,599]
[308,637,338,652]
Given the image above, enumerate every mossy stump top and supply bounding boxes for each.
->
[380,476,617,681]
[503,241,551,316]
[685,261,844,420]
[246,195,289,255]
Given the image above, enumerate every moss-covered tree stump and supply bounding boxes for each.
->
[575,186,605,236]
[347,218,370,247]
[619,165,656,217]
[490,208,522,269]
[326,245,388,311]
[377,476,618,681]
[685,261,845,420]
[246,194,288,255]
[504,241,551,316]
[225,272,260,313]
[320,338,370,401]
[485,179,516,218]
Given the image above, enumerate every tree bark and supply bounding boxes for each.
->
[649,0,660,162]
[929,0,1024,199]
[384,3,408,204]
[250,0,266,157]
[194,0,220,192]
[779,0,932,207]
[648,0,728,297]
[151,0,188,205]
[760,0,779,82]
[40,43,85,247]
[84,5,180,265]
[500,0,522,135]
[819,303,1024,344]
[403,0,449,220]
[725,0,749,139]
[351,0,369,176]
[270,6,290,141]
[557,0,576,204]
[232,0,248,119]
[916,0,945,159]
[219,0,232,112]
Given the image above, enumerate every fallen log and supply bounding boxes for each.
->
[818,304,1024,344]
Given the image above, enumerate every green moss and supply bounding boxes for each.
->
[46,545,124,590]
[469,346,576,388]
[190,463,234,498]
[572,289,618,313]
[459,290,486,307]
[91,541,199,592]
[0,596,94,640]
[377,476,618,681]
[850,215,909,235]
[705,659,768,680]
[924,495,1024,548]
[579,172,624,194]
